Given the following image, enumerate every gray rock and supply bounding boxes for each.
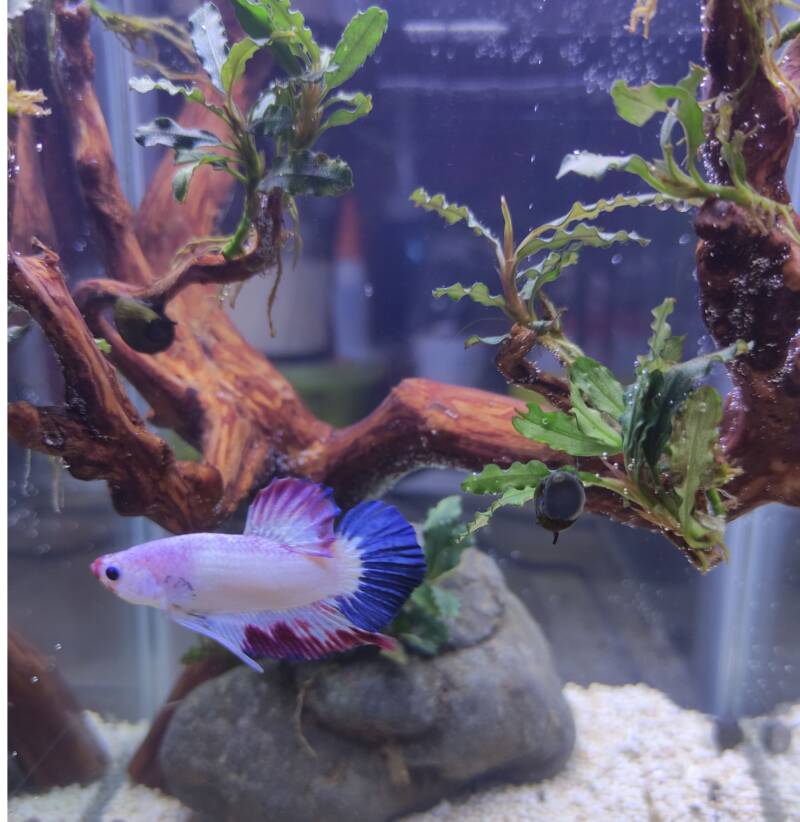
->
[160,549,575,822]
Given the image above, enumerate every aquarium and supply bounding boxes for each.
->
[7,0,800,819]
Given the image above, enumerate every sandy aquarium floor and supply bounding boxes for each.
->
[9,683,799,822]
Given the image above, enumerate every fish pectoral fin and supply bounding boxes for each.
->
[243,478,339,557]
[170,610,264,673]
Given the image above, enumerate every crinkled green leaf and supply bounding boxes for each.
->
[189,3,229,92]
[569,384,623,450]
[410,188,499,246]
[320,92,373,133]
[641,297,685,368]
[515,193,672,263]
[518,250,581,300]
[466,485,538,536]
[568,356,625,418]
[513,403,613,457]
[462,460,551,495]
[262,150,352,196]
[221,37,259,92]
[667,386,723,533]
[135,117,221,150]
[432,282,506,311]
[515,221,648,262]
[325,7,388,90]
[129,76,207,105]
[94,337,112,354]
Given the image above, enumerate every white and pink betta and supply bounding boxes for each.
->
[91,478,425,671]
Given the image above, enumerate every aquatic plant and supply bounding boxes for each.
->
[7,0,800,788]
[390,497,473,656]
[416,183,748,566]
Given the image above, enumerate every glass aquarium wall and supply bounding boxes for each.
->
[8,0,800,818]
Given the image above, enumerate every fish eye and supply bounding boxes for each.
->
[105,566,120,581]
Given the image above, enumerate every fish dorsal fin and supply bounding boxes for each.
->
[244,478,340,557]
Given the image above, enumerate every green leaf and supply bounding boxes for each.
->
[568,356,625,418]
[431,586,460,619]
[319,92,373,133]
[189,3,229,93]
[262,150,353,196]
[326,7,388,90]
[134,117,221,150]
[569,384,623,450]
[432,282,506,311]
[466,486,538,536]
[642,298,685,367]
[667,386,723,534]
[518,250,581,300]
[422,495,471,580]
[462,460,550,495]
[611,65,705,158]
[515,221,648,262]
[221,37,259,92]
[513,403,613,457]
[249,90,294,137]
[410,188,499,246]
[94,337,112,354]
[129,76,206,105]
[171,154,229,202]
[232,0,318,70]
[230,0,301,74]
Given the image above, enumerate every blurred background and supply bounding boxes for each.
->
[9,0,800,735]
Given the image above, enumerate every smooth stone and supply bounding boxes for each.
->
[160,549,575,822]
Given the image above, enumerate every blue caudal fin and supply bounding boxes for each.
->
[335,501,426,632]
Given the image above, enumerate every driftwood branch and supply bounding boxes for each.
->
[696,0,800,515]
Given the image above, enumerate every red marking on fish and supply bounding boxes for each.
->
[242,621,395,661]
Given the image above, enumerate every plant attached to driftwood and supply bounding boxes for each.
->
[415,23,800,569]
[7,0,800,792]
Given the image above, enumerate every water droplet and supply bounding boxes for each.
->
[53,642,63,651]
[611,253,623,265]
[73,238,87,253]
[35,142,43,153]
[363,283,374,298]
[30,675,39,684]
[529,153,536,163]
[679,233,692,245]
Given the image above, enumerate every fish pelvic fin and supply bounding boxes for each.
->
[244,478,340,557]
[334,500,426,632]
[170,601,398,668]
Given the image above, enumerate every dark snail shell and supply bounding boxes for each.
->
[113,297,176,354]
[535,470,586,544]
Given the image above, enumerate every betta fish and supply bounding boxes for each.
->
[91,478,425,671]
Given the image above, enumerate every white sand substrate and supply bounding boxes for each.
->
[9,683,799,822]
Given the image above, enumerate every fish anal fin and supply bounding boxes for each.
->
[170,601,397,668]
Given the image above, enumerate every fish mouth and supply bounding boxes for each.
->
[90,558,102,579]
